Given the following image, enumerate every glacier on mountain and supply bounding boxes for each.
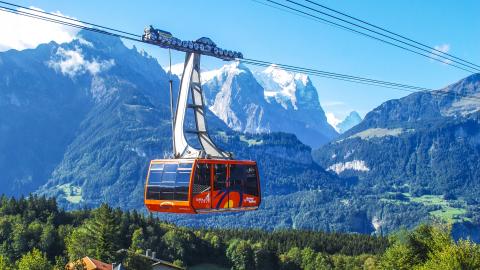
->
[255,65,309,110]
[198,62,338,148]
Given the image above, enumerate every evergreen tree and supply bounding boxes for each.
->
[67,204,120,263]
[123,228,152,270]
[161,229,197,264]
[123,251,152,270]
[130,228,146,254]
[252,243,277,270]
[226,240,255,270]
[0,255,13,270]
[17,248,52,270]
[86,204,120,262]
[53,256,69,270]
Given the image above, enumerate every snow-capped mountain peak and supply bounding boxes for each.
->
[163,62,185,78]
[328,111,362,133]
[255,65,311,110]
[263,64,309,86]
[201,61,247,83]
[165,61,249,84]
[201,63,338,147]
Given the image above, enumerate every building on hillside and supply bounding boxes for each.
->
[66,256,125,270]
[151,260,184,270]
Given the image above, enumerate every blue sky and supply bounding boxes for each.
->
[5,0,480,120]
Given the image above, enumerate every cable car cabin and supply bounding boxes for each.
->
[144,159,261,214]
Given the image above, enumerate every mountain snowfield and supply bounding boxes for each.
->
[192,61,339,148]
[255,65,309,110]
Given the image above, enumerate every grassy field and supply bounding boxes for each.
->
[239,135,263,146]
[381,193,468,223]
[430,207,467,221]
[59,183,82,204]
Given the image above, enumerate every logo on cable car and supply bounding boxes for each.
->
[195,193,210,204]
[244,197,257,204]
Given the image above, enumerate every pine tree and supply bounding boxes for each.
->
[66,204,120,263]
[17,248,52,270]
[0,255,13,270]
[130,228,146,254]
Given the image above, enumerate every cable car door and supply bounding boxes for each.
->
[228,163,245,209]
[192,162,212,211]
[213,163,230,209]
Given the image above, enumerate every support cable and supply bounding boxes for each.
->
[256,0,478,73]
[0,2,478,103]
[304,0,480,70]
[284,0,479,72]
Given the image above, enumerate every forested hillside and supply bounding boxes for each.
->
[0,196,478,270]
[314,74,480,235]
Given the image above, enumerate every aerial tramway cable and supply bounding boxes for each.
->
[0,0,141,38]
[256,0,479,73]
[304,0,480,70]
[0,2,479,103]
[241,59,480,103]
[8,0,478,72]
[283,0,480,72]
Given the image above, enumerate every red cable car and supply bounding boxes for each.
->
[143,35,261,214]
[145,159,260,213]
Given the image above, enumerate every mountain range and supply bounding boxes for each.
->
[1,30,479,237]
[195,62,338,148]
[314,73,480,235]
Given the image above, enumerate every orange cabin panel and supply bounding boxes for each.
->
[144,159,261,214]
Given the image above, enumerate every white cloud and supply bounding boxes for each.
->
[0,7,80,51]
[434,44,450,54]
[48,47,115,77]
[432,43,452,64]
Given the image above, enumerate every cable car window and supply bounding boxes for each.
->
[162,164,177,183]
[146,186,161,201]
[193,164,211,196]
[214,164,227,191]
[148,170,163,186]
[229,164,246,193]
[245,165,259,196]
[146,164,166,200]
[146,163,176,200]
[159,183,175,200]
[151,163,164,170]
[178,163,193,169]
[174,163,192,201]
